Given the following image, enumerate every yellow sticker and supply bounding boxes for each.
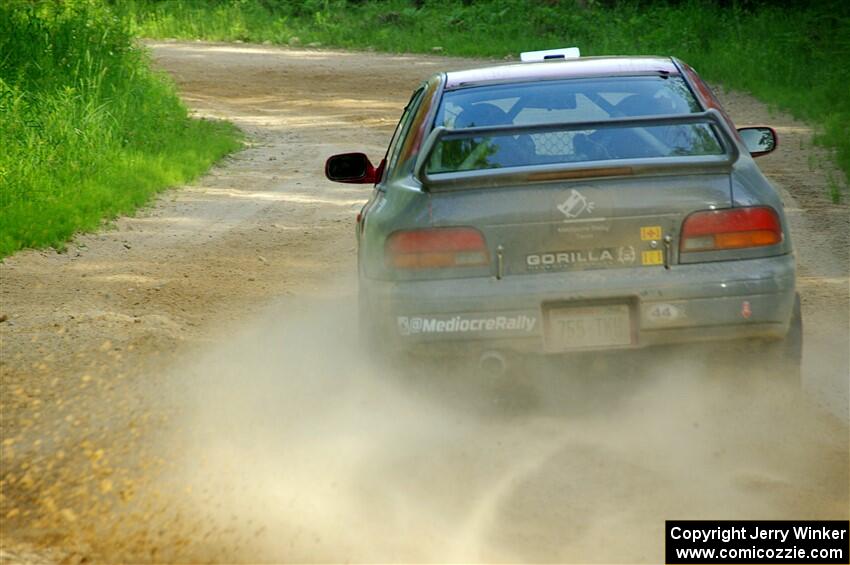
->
[642,250,664,265]
[641,226,662,241]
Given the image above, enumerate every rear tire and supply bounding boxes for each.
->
[758,292,802,389]
[357,287,381,361]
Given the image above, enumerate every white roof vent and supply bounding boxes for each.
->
[520,47,581,63]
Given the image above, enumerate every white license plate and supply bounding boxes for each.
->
[545,304,632,351]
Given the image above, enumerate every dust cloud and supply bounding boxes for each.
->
[125,281,848,563]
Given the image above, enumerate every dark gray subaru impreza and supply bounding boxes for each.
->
[325,49,801,381]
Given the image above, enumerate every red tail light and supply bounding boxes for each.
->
[386,227,489,269]
[680,206,782,252]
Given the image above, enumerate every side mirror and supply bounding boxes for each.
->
[737,126,777,157]
[325,152,378,184]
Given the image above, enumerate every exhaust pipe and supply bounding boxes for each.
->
[478,350,508,377]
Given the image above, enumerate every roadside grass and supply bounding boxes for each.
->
[116,0,849,197]
[0,0,241,258]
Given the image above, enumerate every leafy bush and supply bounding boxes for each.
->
[0,0,240,256]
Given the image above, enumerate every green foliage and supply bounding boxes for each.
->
[116,0,849,192]
[0,0,241,257]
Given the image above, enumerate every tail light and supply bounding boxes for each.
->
[680,206,782,253]
[386,227,489,269]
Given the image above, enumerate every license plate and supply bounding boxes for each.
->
[545,304,632,351]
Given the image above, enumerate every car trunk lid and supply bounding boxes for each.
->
[427,173,732,276]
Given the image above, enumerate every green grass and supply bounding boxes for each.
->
[115,0,849,196]
[0,0,241,258]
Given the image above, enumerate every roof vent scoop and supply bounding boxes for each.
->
[520,47,580,63]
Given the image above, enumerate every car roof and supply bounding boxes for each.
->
[443,56,680,90]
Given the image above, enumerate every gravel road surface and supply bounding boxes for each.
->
[1,42,847,563]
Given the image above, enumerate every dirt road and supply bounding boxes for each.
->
[1,42,848,563]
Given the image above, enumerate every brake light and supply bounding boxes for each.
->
[386,227,489,269]
[680,206,782,252]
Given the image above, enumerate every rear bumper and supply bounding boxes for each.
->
[360,253,797,355]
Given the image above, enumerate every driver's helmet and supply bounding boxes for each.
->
[453,103,512,128]
[452,103,536,167]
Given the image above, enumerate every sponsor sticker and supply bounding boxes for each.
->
[618,245,636,264]
[641,225,663,240]
[556,222,611,236]
[642,250,664,265]
[397,313,538,337]
[526,246,637,271]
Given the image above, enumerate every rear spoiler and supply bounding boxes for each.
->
[413,109,740,192]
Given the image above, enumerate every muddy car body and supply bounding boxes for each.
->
[326,53,800,377]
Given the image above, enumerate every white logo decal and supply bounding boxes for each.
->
[526,246,639,270]
[396,314,537,335]
[558,189,595,219]
[527,249,614,268]
[618,245,636,264]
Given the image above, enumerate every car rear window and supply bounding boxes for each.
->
[428,76,723,173]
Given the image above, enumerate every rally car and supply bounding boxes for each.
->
[325,48,801,381]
